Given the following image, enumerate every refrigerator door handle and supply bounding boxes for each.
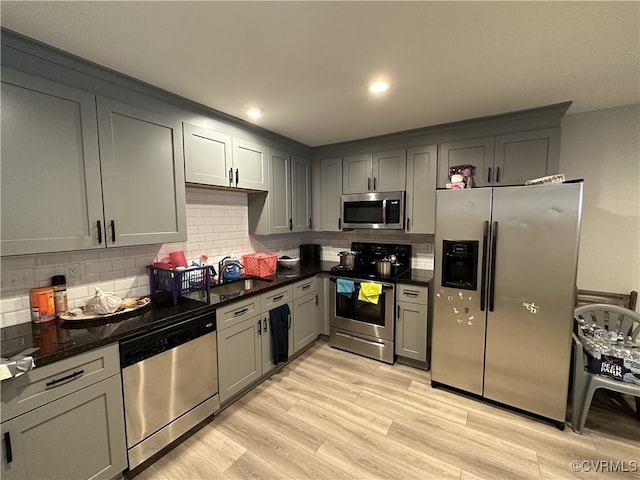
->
[480,220,490,312]
[489,221,499,312]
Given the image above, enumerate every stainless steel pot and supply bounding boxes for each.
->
[375,259,392,277]
[338,251,357,269]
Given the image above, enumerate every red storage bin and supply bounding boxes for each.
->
[242,253,277,278]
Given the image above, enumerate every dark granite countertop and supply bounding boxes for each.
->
[0,261,433,369]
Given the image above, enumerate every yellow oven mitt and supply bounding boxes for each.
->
[358,282,382,304]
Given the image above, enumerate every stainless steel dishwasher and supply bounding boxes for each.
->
[119,311,219,470]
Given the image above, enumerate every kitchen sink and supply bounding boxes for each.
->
[210,277,272,296]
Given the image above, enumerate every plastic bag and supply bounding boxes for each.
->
[84,287,122,315]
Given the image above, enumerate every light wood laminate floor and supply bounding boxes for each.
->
[134,339,640,480]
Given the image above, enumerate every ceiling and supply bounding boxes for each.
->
[1,1,638,147]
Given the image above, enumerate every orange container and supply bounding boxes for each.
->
[30,287,56,323]
[242,253,277,278]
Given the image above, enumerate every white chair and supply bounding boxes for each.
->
[572,304,640,433]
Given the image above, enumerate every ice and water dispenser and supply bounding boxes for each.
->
[441,240,479,290]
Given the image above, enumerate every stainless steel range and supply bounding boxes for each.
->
[329,242,411,364]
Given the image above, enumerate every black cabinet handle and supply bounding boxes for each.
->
[263,317,267,332]
[228,168,233,187]
[288,314,291,329]
[289,218,293,231]
[338,218,341,230]
[257,319,262,335]
[302,284,311,291]
[235,168,239,186]
[487,167,492,184]
[273,294,284,302]
[110,220,116,243]
[373,177,377,190]
[397,305,400,318]
[46,369,85,388]
[309,218,312,229]
[495,166,501,183]
[4,432,12,464]
[315,294,318,306]
[406,218,410,231]
[97,220,102,244]
[368,178,371,190]
[489,221,499,312]
[233,307,248,316]
[480,221,489,312]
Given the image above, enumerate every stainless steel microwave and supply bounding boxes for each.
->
[341,191,405,229]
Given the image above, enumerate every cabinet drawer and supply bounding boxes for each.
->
[293,277,317,299]
[216,296,260,331]
[261,285,293,312]
[1,343,120,422]
[396,284,428,305]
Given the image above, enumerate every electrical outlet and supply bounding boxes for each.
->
[1,268,35,293]
[65,264,81,287]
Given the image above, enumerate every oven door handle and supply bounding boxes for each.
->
[329,277,394,289]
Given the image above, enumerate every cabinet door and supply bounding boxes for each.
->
[217,315,262,404]
[438,137,494,188]
[183,123,232,187]
[97,97,187,246]
[268,150,292,234]
[232,138,268,191]
[372,149,406,192]
[1,375,127,480]
[320,157,343,231]
[293,292,318,353]
[493,128,560,186]
[291,155,312,232]
[405,145,437,234]
[260,300,293,375]
[396,302,428,362]
[342,153,372,193]
[1,68,103,255]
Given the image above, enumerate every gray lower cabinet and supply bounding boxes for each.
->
[1,67,187,255]
[437,128,560,188]
[405,145,437,234]
[217,285,293,404]
[1,344,127,480]
[292,277,319,353]
[395,283,429,363]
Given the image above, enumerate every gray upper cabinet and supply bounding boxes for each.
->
[232,138,269,191]
[183,123,233,187]
[249,151,311,235]
[437,129,560,188]
[1,68,103,256]
[268,150,292,234]
[291,155,312,232]
[1,68,187,255]
[343,150,407,193]
[97,97,187,247]
[320,157,343,231]
[493,128,560,186]
[438,137,495,188]
[405,145,437,234]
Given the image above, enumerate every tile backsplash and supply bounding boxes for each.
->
[0,187,433,328]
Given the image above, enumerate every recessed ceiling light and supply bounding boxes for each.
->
[368,81,389,94]
[245,106,263,119]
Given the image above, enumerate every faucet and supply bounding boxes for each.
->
[217,256,244,283]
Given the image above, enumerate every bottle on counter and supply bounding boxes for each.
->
[51,275,68,316]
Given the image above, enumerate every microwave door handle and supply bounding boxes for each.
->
[480,221,489,312]
[382,199,387,225]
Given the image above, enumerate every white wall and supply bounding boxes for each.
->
[559,104,640,307]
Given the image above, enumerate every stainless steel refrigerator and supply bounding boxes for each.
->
[431,182,583,425]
